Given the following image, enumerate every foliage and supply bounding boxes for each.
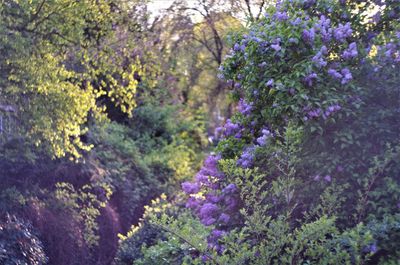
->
[116,194,210,265]
[0,0,153,158]
[0,215,48,265]
[130,0,400,264]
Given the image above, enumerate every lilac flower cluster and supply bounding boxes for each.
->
[238,99,253,116]
[256,128,272,146]
[328,68,352,84]
[275,11,289,21]
[323,104,341,119]
[333,23,353,43]
[304,72,318,87]
[304,103,341,120]
[312,46,328,68]
[216,119,241,138]
[302,28,316,44]
[378,33,400,64]
[342,42,358,60]
[315,15,333,43]
[182,153,241,253]
[237,146,255,168]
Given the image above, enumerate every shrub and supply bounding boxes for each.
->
[0,215,48,265]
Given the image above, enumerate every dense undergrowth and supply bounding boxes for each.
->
[1,0,400,264]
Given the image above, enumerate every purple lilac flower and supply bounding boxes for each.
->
[364,243,378,254]
[238,99,253,116]
[291,17,302,26]
[312,51,327,68]
[324,175,332,182]
[324,104,341,118]
[195,154,224,185]
[199,203,220,226]
[317,16,333,43]
[302,28,315,44]
[218,213,230,223]
[372,12,381,23]
[271,43,281,51]
[256,128,272,146]
[341,68,352,84]
[328,68,343,79]
[266,79,274,87]
[304,72,318,86]
[186,197,202,209]
[182,182,200,194]
[223,119,241,137]
[237,146,255,168]
[224,195,239,211]
[342,42,358,60]
[333,22,353,42]
[308,108,321,118]
[275,11,289,21]
[222,183,238,194]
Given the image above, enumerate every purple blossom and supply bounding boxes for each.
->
[342,42,358,60]
[324,104,341,118]
[302,28,315,44]
[206,193,221,204]
[237,146,255,168]
[271,43,281,51]
[256,128,272,146]
[207,229,226,252]
[365,243,378,254]
[328,68,343,79]
[186,197,201,209]
[218,213,230,223]
[324,175,332,182]
[223,119,241,137]
[372,12,381,23]
[304,72,318,86]
[266,79,274,87]
[182,182,200,194]
[333,22,353,42]
[316,16,333,43]
[290,17,302,26]
[195,172,209,183]
[195,154,224,185]
[224,195,239,211]
[222,183,238,194]
[341,68,352,84]
[275,11,289,21]
[312,51,327,68]
[238,99,253,116]
[199,203,220,226]
[308,108,321,118]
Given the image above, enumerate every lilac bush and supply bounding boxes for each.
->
[175,0,400,262]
